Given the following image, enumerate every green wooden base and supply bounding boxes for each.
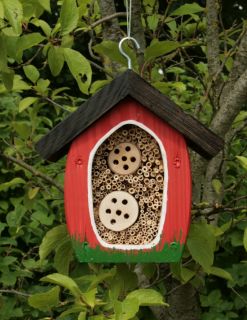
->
[72,241,184,263]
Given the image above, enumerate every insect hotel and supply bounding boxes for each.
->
[36,70,224,263]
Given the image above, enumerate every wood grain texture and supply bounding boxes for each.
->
[36,70,224,161]
[64,99,191,261]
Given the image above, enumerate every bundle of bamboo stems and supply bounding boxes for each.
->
[92,124,164,245]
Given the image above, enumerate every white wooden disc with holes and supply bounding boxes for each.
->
[108,142,141,175]
[99,191,139,231]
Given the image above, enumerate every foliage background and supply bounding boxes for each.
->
[0,0,246,319]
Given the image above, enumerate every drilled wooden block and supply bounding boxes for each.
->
[99,191,139,232]
[108,142,141,175]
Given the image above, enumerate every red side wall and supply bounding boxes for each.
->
[64,98,191,250]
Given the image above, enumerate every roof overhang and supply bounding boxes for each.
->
[36,70,224,161]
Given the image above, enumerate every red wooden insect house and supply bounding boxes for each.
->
[36,70,224,263]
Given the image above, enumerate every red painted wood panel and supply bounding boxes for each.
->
[64,97,191,251]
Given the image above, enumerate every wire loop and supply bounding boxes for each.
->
[119,37,140,69]
[119,0,140,69]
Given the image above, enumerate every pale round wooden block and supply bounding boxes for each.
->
[108,142,141,175]
[99,191,139,232]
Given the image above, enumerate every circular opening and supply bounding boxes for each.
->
[123,165,129,170]
[110,219,116,224]
[112,198,117,203]
[114,149,120,154]
[122,156,127,161]
[124,214,129,219]
[125,146,131,152]
[116,210,122,216]
[122,199,128,205]
[113,160,119,165]
[130,157,136,162]
[106,209,111,214]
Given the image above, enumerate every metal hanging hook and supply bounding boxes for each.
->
[119,37,140,70]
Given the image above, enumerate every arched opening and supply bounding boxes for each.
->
[88,122,168,250]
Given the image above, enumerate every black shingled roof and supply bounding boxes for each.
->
[36,70,224,161]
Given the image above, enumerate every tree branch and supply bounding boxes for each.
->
[206,0,222,109]
[206,0,221,79]
[97,0,123,75]
[131,0,146,68]
[0,289,30,297]
[90,12,126,29]
[210,68,247,136]
[225,27,247,88]
[1,153,63,193]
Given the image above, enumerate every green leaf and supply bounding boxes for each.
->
[81,288,97,308]
[236,156,247,171]
[54,239,73,275]
[78,312,87,320]
[2,0,23,35]
[48,46,65,76]
[60,0,79,35]
[0,34,8,71]
[64,48,92,94]
[187,222,216,272]
[90,80,111,95]
[171,263,196,283]
[6,205,26,227]
[0,177,25,192]
[39,224,68,260]
[116,289,168,320]
[19,97,38,112]
[38,0,51,13]
[0,2,4,19]
[7,74,31,93]
[13,121,32,139]
[75,267,116,291]
[125,289,167,307]
[28,187,40,200]
[233,111,247,125]
[31,18,51,37]
[32,212,54,226]
[147,14,159,32]
[93,40,137,68]
[23,65,40,83]
[61,34,74,48]
[171,3,204,16]
[88,316,104,320]
[41,273,82,298]
[17,33,45,61]
[2,70,14,90]
[114,299,139,320]
[212,179,223,195]
[207,266,233,281]
[28,286,60,311]
[35,78,50,95]
[58,306,86,318]
[145,40,180,61]
[244,228,247,252]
